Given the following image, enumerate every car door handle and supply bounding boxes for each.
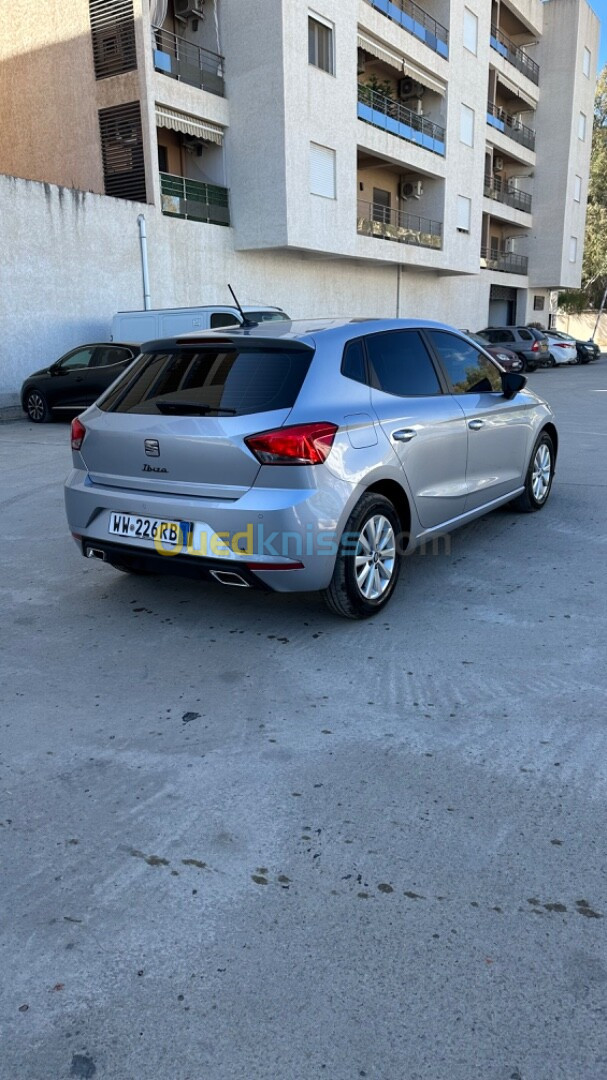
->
[392,428,417,442]
[468,419,485,430]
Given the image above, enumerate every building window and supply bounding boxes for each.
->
[308,15,334,74]
[583,46,591,78]
[578,112,587,140]
[310,142,336,198]
[463,9,478,55]
[98,101,146,202]
[569,236,578,263]
[574,175,582,202]
[372,188,391,223]
[460,104,474,147]
[456,195,471,233]
[89,0,137,80]
[534,296,545,312]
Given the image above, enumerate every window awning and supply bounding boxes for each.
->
[357,31,446,96]
[155,105,224,144]
[495,70,537,111]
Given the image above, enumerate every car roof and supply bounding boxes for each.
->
[141,318,471,353]
[113,305,285,314]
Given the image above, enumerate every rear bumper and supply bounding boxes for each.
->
[76,537,275,590]
[64,467,356,592]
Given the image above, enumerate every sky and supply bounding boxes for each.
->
[593,0,607,71]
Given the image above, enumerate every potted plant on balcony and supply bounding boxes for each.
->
[359,74,395,113]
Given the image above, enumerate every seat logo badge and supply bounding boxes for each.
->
[145,439,160,457]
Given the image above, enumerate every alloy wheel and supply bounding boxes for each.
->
[532,443,551,503]
[27,392,46,421]
[355,514,396,600]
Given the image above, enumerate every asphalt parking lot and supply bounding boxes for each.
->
[1,360,607,1080]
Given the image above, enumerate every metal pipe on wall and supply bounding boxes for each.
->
[137,214,151,311]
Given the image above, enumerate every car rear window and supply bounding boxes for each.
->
[246,311,290,322]
[97,346,311,416]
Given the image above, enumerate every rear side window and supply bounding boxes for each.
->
[341,339,367,384]
[94,347,133,366]
[428,331,502,393]
[98,347,312,416]
[518,329,533,341]
[366,331,441,397]
[210,312,240,329]
[246,311,290,323]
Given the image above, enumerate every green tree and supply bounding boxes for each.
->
[560,66,607,311]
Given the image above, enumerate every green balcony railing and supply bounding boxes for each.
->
[160,172,230,226]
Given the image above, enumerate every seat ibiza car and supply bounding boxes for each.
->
[65,319,557,618]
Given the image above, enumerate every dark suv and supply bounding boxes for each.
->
[477,327,549,372]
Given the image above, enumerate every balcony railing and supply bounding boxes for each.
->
[160,173,230,226]
[358,200,442,249]
[483,175,532,214]
[366,0,448,58]
[490,25,539,86]
[481,247,528,275]
[152,27,224,96]
[358,85,446,156]
[487,101,535,152]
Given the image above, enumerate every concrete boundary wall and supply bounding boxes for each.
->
[0,174,495,408]
[556,312,607,348]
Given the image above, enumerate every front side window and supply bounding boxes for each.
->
[482,329,514,344]
[366,331,442,397]
[428,331,502,393]
[59,347,97,370]
[308,15,334,74]
[98,347,312,416]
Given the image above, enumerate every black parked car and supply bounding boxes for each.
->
[477,326,549,372]
[547,329,600,364]
[21,343,138,422]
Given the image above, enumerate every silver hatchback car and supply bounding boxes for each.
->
[65,319,557,618]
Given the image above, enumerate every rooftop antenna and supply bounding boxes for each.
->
[228,284,256,328]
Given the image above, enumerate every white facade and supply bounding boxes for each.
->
[0,0,600,407]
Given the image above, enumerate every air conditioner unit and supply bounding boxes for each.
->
[398,77,425,101]
[400,179,423,200]
[174,0,205,21]
[493,156,504,172]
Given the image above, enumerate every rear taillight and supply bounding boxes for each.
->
[71,417,86,450]
[531,341,539,351]
[245,422,338,465]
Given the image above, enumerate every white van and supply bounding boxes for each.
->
[111,305,289,344]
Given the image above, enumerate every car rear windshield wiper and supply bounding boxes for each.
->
[154,400,237,416]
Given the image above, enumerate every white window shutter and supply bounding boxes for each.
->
[310,143,336,199]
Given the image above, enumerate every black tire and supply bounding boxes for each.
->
[511,432,555,513]
[25,389,51,423]
[322,493,403,619]
[546,354,556,368]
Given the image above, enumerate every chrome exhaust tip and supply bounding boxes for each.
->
[209,569,251,588]
[86,547,107,562]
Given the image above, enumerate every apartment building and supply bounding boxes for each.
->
[0,0,600,401]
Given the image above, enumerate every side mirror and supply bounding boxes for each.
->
[502,371,527,399]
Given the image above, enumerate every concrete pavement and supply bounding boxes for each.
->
[1,361,606,1080]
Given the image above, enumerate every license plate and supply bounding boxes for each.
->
[108,513,191,547]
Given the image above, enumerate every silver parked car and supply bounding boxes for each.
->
[64,319,558,618]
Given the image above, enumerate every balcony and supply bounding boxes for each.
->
[153,28,225,97]
[160,173,229,226]
[365,0,448,58]
[358,200,442,249]
[481,247,528,275]
[484,175,532,214]
[358,85,446,156]
[486,102,535,152]
[490,25,539,87]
